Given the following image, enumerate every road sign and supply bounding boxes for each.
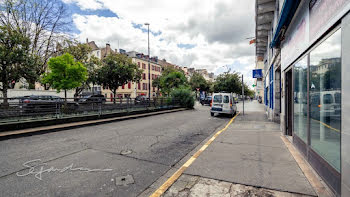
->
[252,69,263,78]
[252,84,256,87]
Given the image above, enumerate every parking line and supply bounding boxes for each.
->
[149,112,240,197]
[311,118,340,133]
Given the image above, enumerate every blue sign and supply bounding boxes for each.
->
[253,69,263,78]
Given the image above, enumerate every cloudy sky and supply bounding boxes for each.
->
[62,0,256,86]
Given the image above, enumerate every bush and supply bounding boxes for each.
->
[170,87,195,109]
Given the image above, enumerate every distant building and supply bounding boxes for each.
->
[87,39,115,60]
[106,51,162,99]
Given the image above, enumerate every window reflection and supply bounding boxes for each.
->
[310,29,341,172]
[294,57,308,142]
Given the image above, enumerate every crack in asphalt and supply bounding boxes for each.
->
[150,135,163,148]
[90,148,170,167]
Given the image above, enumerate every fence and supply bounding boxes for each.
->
[0,97,181,124]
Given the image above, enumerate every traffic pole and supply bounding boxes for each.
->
[242,74,244,116]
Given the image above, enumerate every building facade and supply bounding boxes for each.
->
[107,52,162,99]
[255,0,350,196]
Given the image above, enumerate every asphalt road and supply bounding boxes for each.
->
[0,103,229,197]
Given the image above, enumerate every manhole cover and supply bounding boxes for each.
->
[120,150,133,155]
[115,175,134,186]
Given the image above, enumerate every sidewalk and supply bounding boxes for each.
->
[161,101,317,196]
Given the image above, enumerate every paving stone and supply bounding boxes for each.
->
[162,173,314,197]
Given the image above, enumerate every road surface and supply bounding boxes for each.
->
[0,103,229,197]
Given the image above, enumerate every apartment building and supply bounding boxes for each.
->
[85,40,117,95]
[105,51,162,99]
[255,0,350,195]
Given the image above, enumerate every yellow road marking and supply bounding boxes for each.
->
[311,119,340,133]
[150,112,240,197]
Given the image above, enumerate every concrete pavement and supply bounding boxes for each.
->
[160,100,318,197]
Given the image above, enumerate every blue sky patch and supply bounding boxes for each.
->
[177,43,196,49]
[132,23,162,36]
[63,1,119,34]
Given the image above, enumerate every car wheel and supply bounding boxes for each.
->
[210,112,214,116]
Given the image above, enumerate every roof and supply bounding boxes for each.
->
[87,41,99,50]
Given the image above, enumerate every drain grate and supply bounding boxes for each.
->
[115,175,134,186]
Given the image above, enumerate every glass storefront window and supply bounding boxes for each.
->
[310,29,341,172]
[293,57,308,142]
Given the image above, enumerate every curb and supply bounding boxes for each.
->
[0,108,188,140]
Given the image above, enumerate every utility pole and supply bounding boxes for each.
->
[242,74,244,115]
[145,23,151,99]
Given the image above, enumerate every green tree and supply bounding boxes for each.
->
[213,72,242,94]
[0,26,31,105]
[60,40,93,97]
[42,53,88,101]
[189,72,209,92]
[243,84,255,98]
[86,56,102,94]
[0,0,71,88]
[152,76,161,97]
[61,40,92,63]
[170,87,195,109]
[97,54,142,103]
[159,71,188,95]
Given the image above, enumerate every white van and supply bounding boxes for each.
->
[210,92,237,117]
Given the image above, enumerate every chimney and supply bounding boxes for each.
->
[86,38,88,43]
[106,43,111,53]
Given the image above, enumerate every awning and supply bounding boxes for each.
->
[270,0,301,48]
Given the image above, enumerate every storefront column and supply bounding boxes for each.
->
[341,11,350,197]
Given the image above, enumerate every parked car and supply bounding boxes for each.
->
[18,95,78,113]
[200,96,212,105]
[135,95,148,105]
[78,94,106,104]
[210,92,237,117]
[304,91,341,120]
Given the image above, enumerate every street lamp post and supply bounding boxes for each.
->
[242,74,244,115]
[144,23,151,99]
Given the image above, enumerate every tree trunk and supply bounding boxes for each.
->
[64,89,67,105]
[2,86,9,108]
[27,78,36,89]
[92,83,95,95]
[113,89,116,104]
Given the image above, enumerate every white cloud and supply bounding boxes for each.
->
[65,0,256,87]
[62,0,105,10]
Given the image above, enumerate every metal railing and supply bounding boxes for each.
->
[0,97,181,124]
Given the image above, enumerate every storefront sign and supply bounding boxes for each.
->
[281,2,309,70]
[309,0,348,39]
[252,69,263,78]
[281,0,350,70]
